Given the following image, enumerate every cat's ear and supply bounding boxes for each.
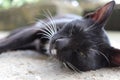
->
[84,1,115,25]
[109,47,120,67]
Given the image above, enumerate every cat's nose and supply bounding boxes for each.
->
[54,38,69,50]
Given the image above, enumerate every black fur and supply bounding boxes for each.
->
[0,1,120,71]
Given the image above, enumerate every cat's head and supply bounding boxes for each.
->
[50,1,120,71]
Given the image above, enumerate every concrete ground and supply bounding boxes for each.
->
[0,31,120,80]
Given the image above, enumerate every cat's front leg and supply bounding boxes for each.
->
[0,27,42,53]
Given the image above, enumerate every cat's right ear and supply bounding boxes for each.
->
[84,1,115,25]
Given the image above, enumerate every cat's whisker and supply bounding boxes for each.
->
[79,24,84,32]
[97,42,107,46]
[84,22,97,31]
[39,21,51,32]
[66,62,80,73]
[38,32,50,39]
[98,50,110,65]
[63,62,69,69]
[43,10,55,29]
[90,48,110,65]
[41,15,56,36]
[38,30,52,39]
[41,36,49,39]
[39,28,52,37]
[45,24,54,35]
[69,26,74,36]
[45,18,56,35]
[43,10,57,34]
[39,23,56,39]
[46,10,57,33]
[39,20,53,34]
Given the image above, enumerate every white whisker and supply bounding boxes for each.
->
[66,62,80,72]
[43,10,57,34]
[38,33,50,38]
[69,26,74,36]
[46,10,57,33]
[98,51,110,65]
[84,22,97,31]
[63,62,69,69]
[40,18,55,37]
[90,48,110,65]
[39,20,53,35]
[39,29,51,38]
[41,36,49,39]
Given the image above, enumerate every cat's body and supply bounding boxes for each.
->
[0,1,120,71]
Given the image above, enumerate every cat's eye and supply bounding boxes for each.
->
[79,52,87,58]
[75,50,86,57]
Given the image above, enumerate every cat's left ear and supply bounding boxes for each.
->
[109,47,120,67]
[84,1,115,25]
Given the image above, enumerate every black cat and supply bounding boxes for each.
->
[0,1,120,71]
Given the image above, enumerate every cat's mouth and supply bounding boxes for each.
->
[49,40,57,56]
[50,49,57,55]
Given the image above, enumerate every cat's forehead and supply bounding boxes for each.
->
[64,18,94,29]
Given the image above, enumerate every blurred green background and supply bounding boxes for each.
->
[0,0,120,31]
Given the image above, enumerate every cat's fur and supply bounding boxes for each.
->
[0,1,120,71]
